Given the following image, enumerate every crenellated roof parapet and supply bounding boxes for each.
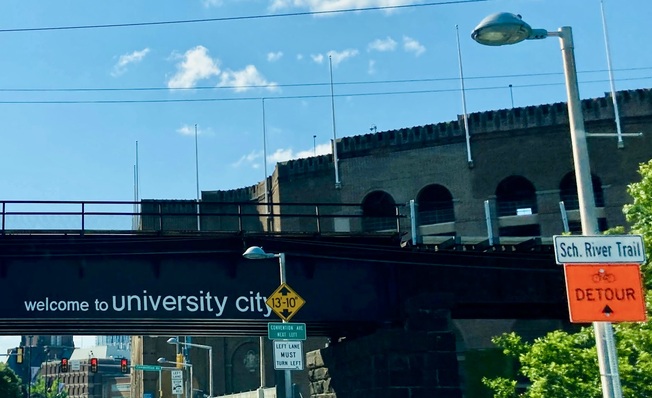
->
[273,88,652,177]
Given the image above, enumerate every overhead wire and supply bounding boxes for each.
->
[0,76,650,104]
[0,0,488,33]
[0,66,650,93]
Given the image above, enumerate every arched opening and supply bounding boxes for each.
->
[495,176,538,217]
[559,172,605,209]
[559,172,608,232]
[417,184,455,225]
[361,191,397,232]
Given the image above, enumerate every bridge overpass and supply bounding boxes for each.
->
[0,199,566,336]
[0,199,571,398]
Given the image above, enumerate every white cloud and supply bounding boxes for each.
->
[368,37,397,52]
[202,0,222,6]
[267,51,283,62]
[297,54,304,61]
[268,143,332,163]
[219,65,278,92]
[233,142,332,169]
[403,36,425,56]
[111,48,150,77]
[327,49,359,66]
[311,49,359,67]
[232,150,263,169]
[176,124,210,136]
[368,59,376,75]
[167,46,220,89]
[270,0,419,13]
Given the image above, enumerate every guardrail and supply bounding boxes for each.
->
[0,200,407,235]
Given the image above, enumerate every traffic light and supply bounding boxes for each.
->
[120,358,128,373]
[90,357,98,373]
[60,358,69,373]
[176,353,184,369]
[16,347,23,364]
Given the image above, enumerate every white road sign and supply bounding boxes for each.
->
[171,370,184,395]
[172,379,183,395]
[273,340,303,370]
[553,235,645,264]
[171,370,183,380]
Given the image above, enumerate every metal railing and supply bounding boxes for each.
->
[0,200,407,235]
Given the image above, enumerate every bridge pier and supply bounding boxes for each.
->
[306,294,462,397]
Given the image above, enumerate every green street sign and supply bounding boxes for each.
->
[134,364,162,371]
[268,322,307,340]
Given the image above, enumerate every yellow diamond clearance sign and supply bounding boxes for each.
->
[266,283,305,322]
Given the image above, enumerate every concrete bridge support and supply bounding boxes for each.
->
[306,295,462,398]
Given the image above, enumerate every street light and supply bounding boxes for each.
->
[242,246,291,398]
[472,12,621,398]
[158,357,193,398]
[167,337,213,398]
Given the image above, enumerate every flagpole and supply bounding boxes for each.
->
[600,0,624,148]
[329,56,342,188]
[456,25,473,167]
[194,124,201,231]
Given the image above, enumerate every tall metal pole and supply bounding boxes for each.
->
[208,347,213,398]
[554,26,622,398]
[195,124,201,231]
[599,0,624,148]
[262,99,269,205]
[455,24,473,167]
[259,336,266,390]
[329,56,341,188]
[27,338,31,398]
[278,253,292,398]
[508,84,515,108]
[195,124,200,200]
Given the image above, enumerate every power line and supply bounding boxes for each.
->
[0,76,649,105]
[0,0,487,33]
[0,66,649,93]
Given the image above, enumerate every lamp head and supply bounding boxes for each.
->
[242,246,276,260]
[472,12,547,46]
[166,337,179,344]
[157,357,166,363]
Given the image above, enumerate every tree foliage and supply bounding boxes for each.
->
[624,160,652,284]
[0,363,23,398]
[30,377,68,398]
[483,160,652,397]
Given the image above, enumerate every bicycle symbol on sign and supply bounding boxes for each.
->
[592,268,616,283]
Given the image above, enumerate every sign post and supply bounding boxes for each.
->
[134,364,162,372]
[554,234,647,324]
[268,322,307,340]
[553,235,645,264]
[171,369,184,396]
[273,341,304,370]
[564,263,647,323]
[266,283,305,322]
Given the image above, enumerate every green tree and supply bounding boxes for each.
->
[624,159,652,285]
[483,160,652,397]
[0,363,23,398]
[30,377,68,398]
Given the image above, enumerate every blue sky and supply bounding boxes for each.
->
[1,0,652,353]
[0,0,650,203]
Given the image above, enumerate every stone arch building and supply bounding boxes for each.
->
[202,88,652,242]
[139,88,652,397]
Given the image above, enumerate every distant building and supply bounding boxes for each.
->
[96,336,131,351]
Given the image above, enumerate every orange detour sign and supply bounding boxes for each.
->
[564,263,647,323]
